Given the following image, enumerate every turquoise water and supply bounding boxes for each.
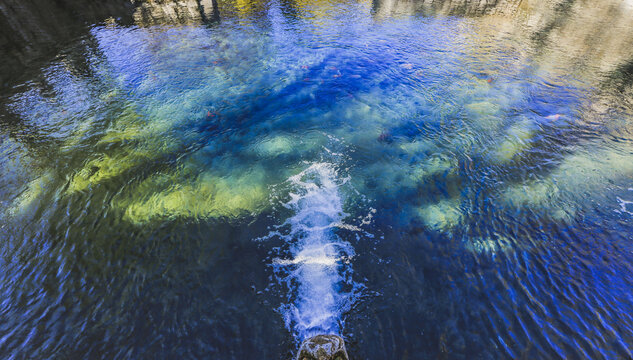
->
[1,0,633,358]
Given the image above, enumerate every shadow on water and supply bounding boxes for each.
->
[1,0,633,359]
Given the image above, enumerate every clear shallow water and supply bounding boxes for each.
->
[1,0,633,358]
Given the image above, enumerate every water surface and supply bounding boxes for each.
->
[1,0,633,358]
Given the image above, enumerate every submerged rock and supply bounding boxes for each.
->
[398,138,436,158]
[416,198,462,232]
[492,117,536,163]
[465,101,501,117]
[464,236,513,255]
[247,132,327,160]
[502,180,558,207]
[501,145,633,219]
[249,135,296,157]
[410,153,457,181]
[296,335,349,360]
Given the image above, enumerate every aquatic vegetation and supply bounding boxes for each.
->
[123,167,269,223]
[95,107,148,145]
[68,145,169,192]
[65,101,191,193]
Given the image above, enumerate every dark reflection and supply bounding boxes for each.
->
[0,0,227,89]
[0,0,136,87]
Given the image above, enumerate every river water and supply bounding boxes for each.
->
[1,0,633,358]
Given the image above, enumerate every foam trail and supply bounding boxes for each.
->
[269,162,363,341]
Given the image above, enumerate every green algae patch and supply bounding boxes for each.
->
[123,170,269,224]
[97,122,147,146]
[95,105,179,146]
[68,151,151,192]
[68,135,180,193]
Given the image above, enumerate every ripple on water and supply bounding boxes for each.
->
[1,1,633,358]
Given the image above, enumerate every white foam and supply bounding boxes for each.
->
[266,162,364,341]
[616,197,633,215]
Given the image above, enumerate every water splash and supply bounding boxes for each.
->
[616,188,633,215]
[265,162,365,342]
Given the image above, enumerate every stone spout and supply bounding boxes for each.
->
[296,335,349,360]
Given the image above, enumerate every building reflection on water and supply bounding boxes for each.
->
[2,0,633,86]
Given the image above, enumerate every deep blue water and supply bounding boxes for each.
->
[1,0,633,358]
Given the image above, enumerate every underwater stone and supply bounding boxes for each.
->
[465,101,501,117]
[398,139,436,158]
[502,179,558,207]
[296,335,349,360]
[416,199,462,232]
[247,132,327,160]
[502,179,577,220]
[410,154,457,181]
[249,135,296,157]
[501,145,633,218]
[463,100,506,132]
[464,236,513,255]
[493,118,535,162]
